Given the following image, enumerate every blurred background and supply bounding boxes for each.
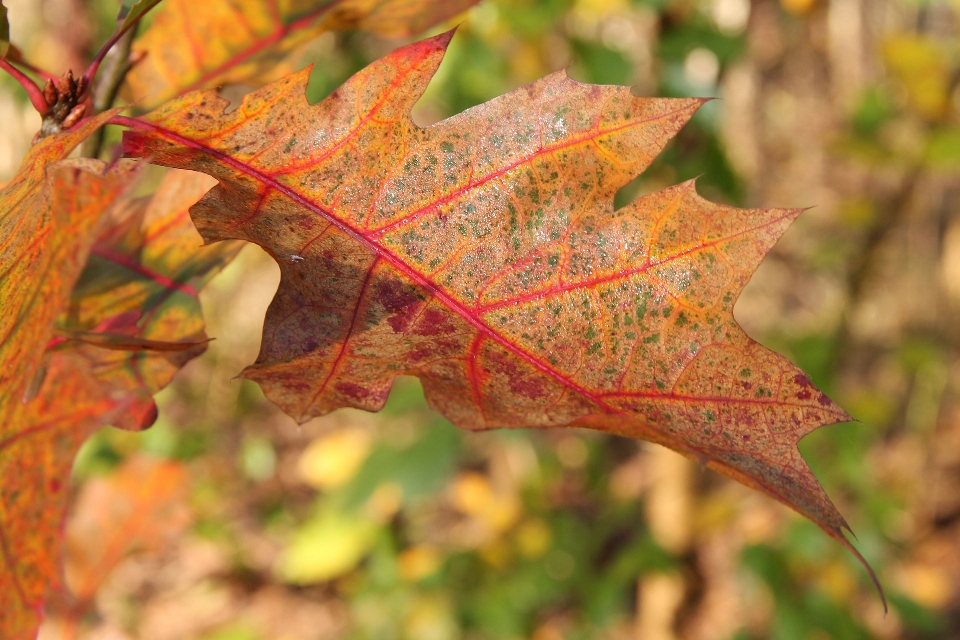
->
[4,0,960,637]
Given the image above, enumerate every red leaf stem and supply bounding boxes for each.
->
[0,58,48,114]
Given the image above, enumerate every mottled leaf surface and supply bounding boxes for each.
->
[53,168,243,430]
[125,0,480,108]
[121,33,874,585]
[0,115,118,405]
[0,115,131,638]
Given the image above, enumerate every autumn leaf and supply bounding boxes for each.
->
[124,0,481,108]
[0,114,134,639]
[1,354,129,640]
[120,32,879,594]
[61,455,191,605]
[1,114,234,637]
[0,114,119,405]
[52,168,243,430]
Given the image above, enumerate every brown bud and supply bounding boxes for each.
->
[43,79,57,107]
[56,69,76,101]
[76,76,87,99]
[61,103,86,129]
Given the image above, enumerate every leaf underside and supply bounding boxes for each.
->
[122,32,879,596]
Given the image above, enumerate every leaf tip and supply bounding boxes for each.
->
[430,27,458,50]
[830,525,888,614]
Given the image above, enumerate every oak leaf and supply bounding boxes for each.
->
[124,0,481,108]
[1,120,235,637]
[121,32,878,591]
[53,168,243,430]
[0,114,133,639]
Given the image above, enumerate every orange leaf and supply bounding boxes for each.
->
[121,33,880,597]
[0,113,134,639]
[53,168,242,431]
[62,455,191,605]
[125,0,481,108]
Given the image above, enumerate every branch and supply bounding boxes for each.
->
[83,0,161,86]
[81,26,138,158]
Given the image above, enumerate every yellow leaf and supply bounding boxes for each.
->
[398,545,441,581]
[298,427,371,489]
[275,509,376,585]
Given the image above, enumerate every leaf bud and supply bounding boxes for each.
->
[61,103,86,129]
[43,78,57,106]
[56,69,76,101]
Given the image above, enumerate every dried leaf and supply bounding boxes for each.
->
[125,0,480,108]
[121,33,878,592]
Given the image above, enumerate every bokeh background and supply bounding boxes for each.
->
[3,0,960,638]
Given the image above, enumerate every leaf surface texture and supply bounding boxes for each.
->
[121,33,872,583]
[0,115,131,638]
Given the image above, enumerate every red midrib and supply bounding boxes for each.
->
[117,117,628,416]
[91,248,198,296]
[118,115,809,430]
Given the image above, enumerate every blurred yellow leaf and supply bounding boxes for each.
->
[451,472,494,515]
[398,545,441,581]
[882,35,950,121]
[275,509,376,584]
[450,471,520,532]
[515,518,552,559]
[779,0,817,15]
[815,557,856,605]
[894,562,952,608]
[365,482,404,521]
[479,538,512,568]
[573,0,627,19]
[298,427,371,490]
[403,595,458,640]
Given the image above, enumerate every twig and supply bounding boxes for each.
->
[80,26,137,158]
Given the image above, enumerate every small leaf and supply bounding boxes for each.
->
[124,0,480,108]
[275,507,377,584]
